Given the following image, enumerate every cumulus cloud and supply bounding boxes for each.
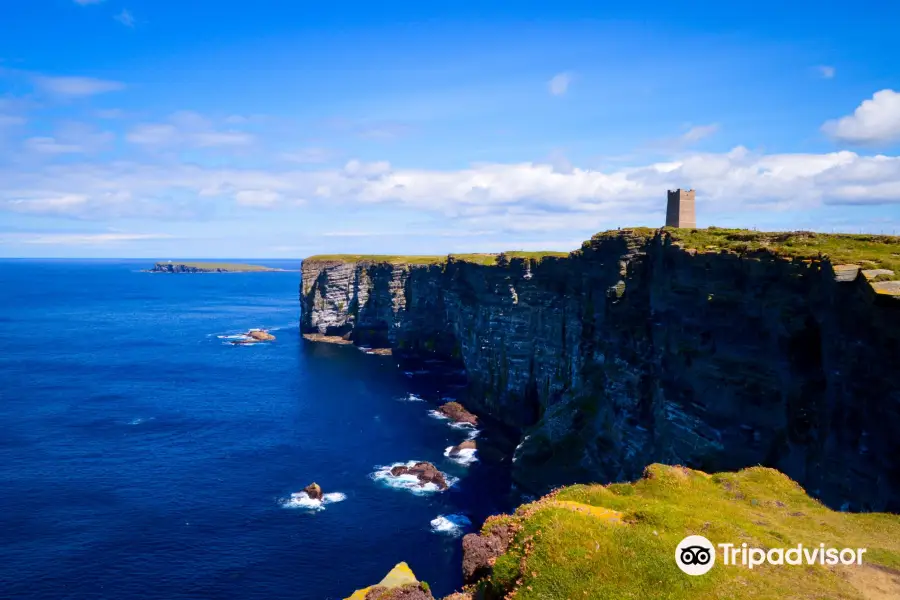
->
[548,72,572,96]
[127,111,254,148]
[4,148,900,225]
[822,89,900,145]
[33,75,125,98]
[115,9,135,27]
[817,65,836,79]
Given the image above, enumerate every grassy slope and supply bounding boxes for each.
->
[157,262,282,272]
[479,464,900,600]
[663,228,900,280]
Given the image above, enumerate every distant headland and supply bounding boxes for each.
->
[146,261,286,273]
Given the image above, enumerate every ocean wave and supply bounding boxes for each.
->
[128,417,155,426]
[398,393,425,402]
[430,514,472,536]
[444,446,478,466]
[427,410,450,421]
[371,461,457,495]
[217,334,251,340]
[280,491,347,511]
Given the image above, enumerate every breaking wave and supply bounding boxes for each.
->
[430,514,472,536]
[444,445,478,466]
[398,393,425,402]
[371,461,457,495]
[280,491,347,511]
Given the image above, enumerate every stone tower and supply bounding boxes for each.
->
[665,188,696,228]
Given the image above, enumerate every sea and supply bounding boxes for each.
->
[0,259,513,599]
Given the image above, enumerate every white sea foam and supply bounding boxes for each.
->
[371,461,457,495]
[428,410,450,421]
[430,514,472,536]
[128,417,155,426]
[281,491,347,511]
[399,393,425,402]
[444,446,478,466]
[217,334,250,340]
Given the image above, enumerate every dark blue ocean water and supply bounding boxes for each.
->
[0,260,512,599]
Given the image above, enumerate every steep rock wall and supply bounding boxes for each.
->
[300,231,900,511]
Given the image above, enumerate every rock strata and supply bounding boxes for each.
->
[390,462,449,490]
[301,230,900,511]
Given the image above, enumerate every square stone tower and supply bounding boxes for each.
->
[665,188,696,228]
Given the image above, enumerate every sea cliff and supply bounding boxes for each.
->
[300,228,900,512]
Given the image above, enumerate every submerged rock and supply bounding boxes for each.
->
[303,482,322,500]
[438,402,478,426]
[389,462,448,490]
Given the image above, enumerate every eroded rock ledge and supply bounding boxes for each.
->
[301,228,900,511]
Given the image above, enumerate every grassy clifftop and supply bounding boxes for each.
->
[469,464,900,600]
[666,228,900,276]
[307,228,900,280]
[303,251,570,266]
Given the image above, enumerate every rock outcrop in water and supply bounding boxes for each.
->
[303,482,322,500]
[301,229,900,511]
[389,462,449,490]
[438,402,478,426]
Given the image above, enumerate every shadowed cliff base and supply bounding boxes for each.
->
[300,228,900,512]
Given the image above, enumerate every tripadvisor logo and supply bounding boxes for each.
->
[675,535,867,576]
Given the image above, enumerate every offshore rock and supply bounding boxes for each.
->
[447,440,477,457]
[390,462,449,490]
[301,231,900,511]
[303,482,322,500]
[438,402,478,426]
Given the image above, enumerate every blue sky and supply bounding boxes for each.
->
[2,1,900,258]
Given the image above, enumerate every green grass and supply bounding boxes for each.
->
[306,228,900,280]
[303,251,571,266]
[155,262,282,272]
[662,227,900,279]
[477,464,900,600]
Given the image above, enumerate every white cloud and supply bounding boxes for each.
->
[4,232,172,245]
[24,122,114,154]
[33,75,125,98]
[115,9,135,27]
[548,73,572,96]
[0,115,26,127]
[817,65,836,79]
[127,111,254,148]
[681,124,720,143]
[282,148,333,163]
[823,90,900,145]
[234,189,283,208]
[73,0,105,5]
[4,147,900,225]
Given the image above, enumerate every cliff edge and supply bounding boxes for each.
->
[300,228,900,512]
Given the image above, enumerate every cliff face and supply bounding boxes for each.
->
[300,231,900,511]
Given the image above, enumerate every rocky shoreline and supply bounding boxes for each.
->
[301,228,900,513]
